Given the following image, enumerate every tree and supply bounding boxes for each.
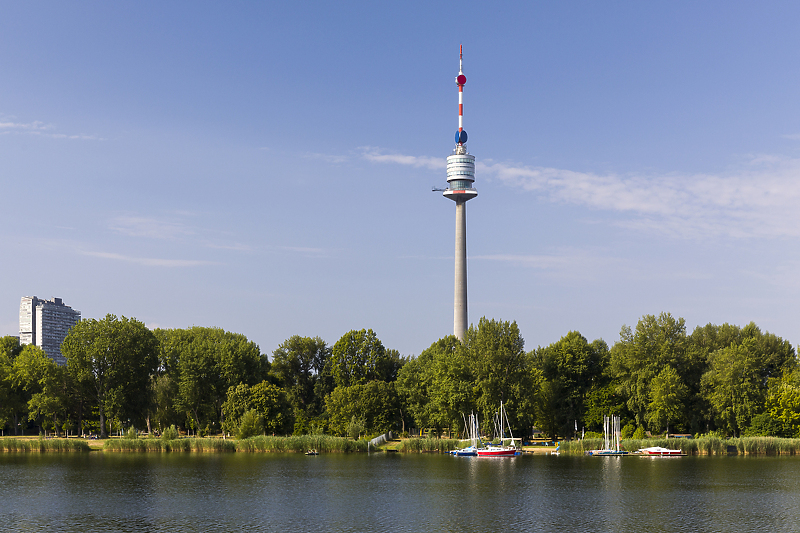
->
[156,326,268,435]
[464,317,537,436]
[0,336,25,434]
[646,365,688,434]
[610,313,690,431]
[765,369,800,437]
[63,314,159,438]
[328,329,400,388]
[532,332,607,437]
[221,381,292,436]
[326,381,400,436]
[702,339,766,436]
[396,335,473,437]
[701,325,797,436]
[11,345,67,435]
[270,335,330,417]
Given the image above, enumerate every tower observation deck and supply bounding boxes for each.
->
[443,46,477,341]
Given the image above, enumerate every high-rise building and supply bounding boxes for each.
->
[19,296,81,366]
[442,46,477,341]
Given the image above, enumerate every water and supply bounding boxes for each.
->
[1,452,799,532]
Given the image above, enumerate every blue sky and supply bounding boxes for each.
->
[3,2,800,357]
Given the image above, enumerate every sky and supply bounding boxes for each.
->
[2,2,800,358]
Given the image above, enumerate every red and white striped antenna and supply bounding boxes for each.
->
[456,45,467,144]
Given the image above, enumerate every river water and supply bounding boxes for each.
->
[1,452,798,532]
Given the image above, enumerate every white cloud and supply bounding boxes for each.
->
[362,146,800,240]
[303,152,349,164]
[81,251,214,267]
[0,118,104,140]
[359,147,445,170]
[109,216,195,240]
[0,120,53,131]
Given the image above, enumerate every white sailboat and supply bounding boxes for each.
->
[586,415,628,456]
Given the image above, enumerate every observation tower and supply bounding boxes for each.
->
[443,45,477,341]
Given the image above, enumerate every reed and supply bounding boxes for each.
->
[103,435,366,453]
[0,438,90,452]
[559,438,602,454]
[559,435,800,455]
[397,437,459,453]
[104,438,237,452]
[235,435,367,453]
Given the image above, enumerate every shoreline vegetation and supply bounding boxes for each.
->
[4,435,800,455]
[4,315,800,448]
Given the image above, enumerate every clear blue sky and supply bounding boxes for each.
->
[3,2,800,357]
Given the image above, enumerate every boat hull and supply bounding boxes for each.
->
[638,447,686,457]
[476,447,519,457]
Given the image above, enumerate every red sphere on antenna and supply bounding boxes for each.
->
[457,74,467,85]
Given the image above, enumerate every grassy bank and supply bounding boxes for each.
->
[396,437,459,453]
[559,436,800,455]
[103,435,368,453]
[0,437,90,452]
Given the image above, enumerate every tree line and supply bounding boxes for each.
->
[1,312,798,440]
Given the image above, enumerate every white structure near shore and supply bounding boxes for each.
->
[19,296,81,366]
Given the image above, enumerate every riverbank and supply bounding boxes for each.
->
[4,434,800,455]
[560,436,800,455]
[0,437,91,452]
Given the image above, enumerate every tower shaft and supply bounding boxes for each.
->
[454,200,468,340]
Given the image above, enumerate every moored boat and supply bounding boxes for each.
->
[451,412,481,457]
[586,415,627,456]
[638,446,686,456]
[476,445,520,457]
[475,402,520,458]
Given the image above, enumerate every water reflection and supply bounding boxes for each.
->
[1,453,800,532]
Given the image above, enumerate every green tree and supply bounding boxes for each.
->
[62,314,159,438]
[11,345,74,436]
[326,381,400,436]
[532,332,607,437]
[250,381,293,434]
[396,335,474,437]
[702,339,766,436]
[701,325,796,436]
[156,327,268,435]
[0,336,25,434]
[236,410,264,439]
[766,369,800,437]
[270,335,330,418]
[327,329,401,388]
[610,313,690,431]
[646,365,688,434]
[465,317,537,436]
[221,381,292,436]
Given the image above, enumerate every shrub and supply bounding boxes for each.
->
[125,426,138,440]
[237,410,264,440]
[346,416,365,440]
[632,426,646,440]
[621,422,636,439]
[162,425,179,441]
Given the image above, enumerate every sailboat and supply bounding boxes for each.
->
[451,412,480,456]
[586,415,628,456]
[476,402,520,457]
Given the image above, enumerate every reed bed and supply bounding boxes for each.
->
[559,436,800,455]
[234,435,367,453]
[103,435,366,453]
[104,438,237,452]
[397,437,459,453]
[0,438,90,453]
